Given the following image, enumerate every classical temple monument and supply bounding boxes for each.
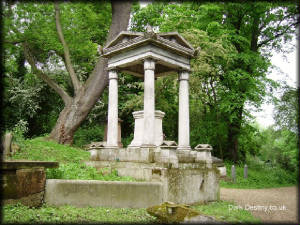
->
[85,28,224,204]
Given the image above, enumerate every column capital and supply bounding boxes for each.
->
[108,69,118,80]
[178,70,189,81]
[144,58,156,70]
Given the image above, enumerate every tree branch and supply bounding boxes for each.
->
[257,21,299,49]
[4,40,24,45]
[82,1,132,101]
[54,2,81,94]
[23,42,72,105]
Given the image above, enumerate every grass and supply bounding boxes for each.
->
[192,200,260,223]
[2,201,260,224]
[2,203,156,224]
[7,136,136,181]
[10,136,90,163]
[220,162,297,189]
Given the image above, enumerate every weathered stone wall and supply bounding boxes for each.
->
[85,160,220,205]
[1,161,59,207]
[45,179,164,208]
[2,168,46,207]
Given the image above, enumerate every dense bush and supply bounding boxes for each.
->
[73,125,104,148]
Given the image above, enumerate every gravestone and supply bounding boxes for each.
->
[244,164,248,179]
[231,165,236,183]
[2,132,13,158]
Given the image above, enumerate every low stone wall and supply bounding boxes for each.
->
[86,160,220,204]
[1,161,59,207]
[44,179,164,208]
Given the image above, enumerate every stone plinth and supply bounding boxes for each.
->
[85,157,220,204]
[85,144,221,205]
[194,144,213,162]
[129,110,165,147]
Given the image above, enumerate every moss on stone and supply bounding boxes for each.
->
[147,202,202,223]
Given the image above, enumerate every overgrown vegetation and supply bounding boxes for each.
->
[7,137,135,181]
[2,201,259,224]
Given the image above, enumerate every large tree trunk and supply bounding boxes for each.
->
[227,105,244,163]
[49,1,132,144]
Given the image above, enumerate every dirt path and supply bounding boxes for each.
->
[220,186,298,223]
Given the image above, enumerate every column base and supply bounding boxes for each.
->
[104,145,119,149]
[176,147,194,163]
[176,146,191,151]
[141,144,156,148]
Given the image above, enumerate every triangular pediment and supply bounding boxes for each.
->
[103,31,195,57]
[158,32,194,50]
[105,31,144,48]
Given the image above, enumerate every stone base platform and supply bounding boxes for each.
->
[84,146,221,205]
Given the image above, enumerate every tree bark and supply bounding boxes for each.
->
[48,1,132,144]
[227,107,243,163]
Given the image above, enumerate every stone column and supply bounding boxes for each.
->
[142,58,156,146]
[177,70,191,150]
[106,69,118,148]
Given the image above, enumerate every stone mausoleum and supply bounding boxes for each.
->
[85,28,224,204]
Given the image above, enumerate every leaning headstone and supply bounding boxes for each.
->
[231,165,236,183]
[2,132,13,158]
[244,164,248,179]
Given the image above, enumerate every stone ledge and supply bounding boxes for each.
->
[1,160,59,170]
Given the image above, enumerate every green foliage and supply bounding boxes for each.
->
[274,86,299,133]
[259,127,298,173]
[2,201,259,224]
[130,1,297,162]
[220,157,297,189]
[9,136,89,163]
[73,125,104,148]
[46,163,135,181]
[2,1,111,138]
